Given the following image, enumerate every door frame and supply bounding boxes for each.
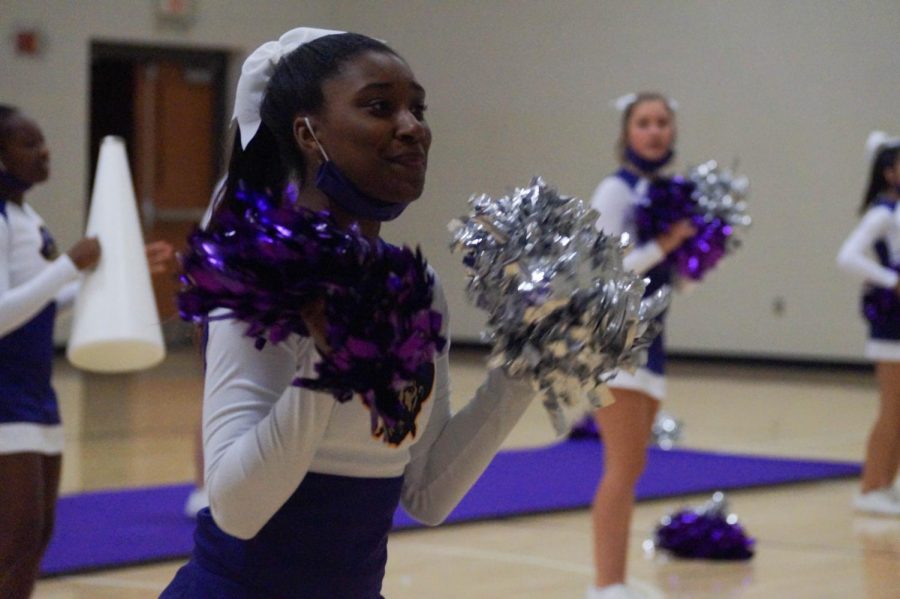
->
[88,40,231,212]
[88,41,232,338]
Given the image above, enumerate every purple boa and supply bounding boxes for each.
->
[178,185,445,445]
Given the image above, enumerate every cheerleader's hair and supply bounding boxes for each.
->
[0,105,23,171]
[0,104,21,145]
[860,132,900,214]
[212,33,396,231]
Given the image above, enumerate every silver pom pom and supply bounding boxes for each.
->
[651,410,683,449]
[449,177,670,433]
[689,160,752,238]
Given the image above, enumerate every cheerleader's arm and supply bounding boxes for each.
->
[202,314,335,539]
[0,221,79,336]
[399,353,535,526]
[400,277,536,524]
[590,177,665,276]
[837,207,899,288]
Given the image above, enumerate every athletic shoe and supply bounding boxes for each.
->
[853,487,900,517]
[586,584,648,599]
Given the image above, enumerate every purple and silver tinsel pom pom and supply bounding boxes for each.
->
[651,492,755,560]
[178,185,445,445]
[637,161,751,281]
[449,177,670,433]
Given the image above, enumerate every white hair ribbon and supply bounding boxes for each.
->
[611,93,637,112]
[865,130,900,164]
[610,92,679,113]
[233,27,344,149]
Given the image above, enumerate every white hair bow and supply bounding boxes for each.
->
[611,93,637,112]
[865,130,900,164]
[611,93,679,113]
[233,26,343,149]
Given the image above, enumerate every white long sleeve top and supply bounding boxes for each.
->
[0,200,79,337]
[202,274,536,540]
[590,173,665,276]
[837,201,900,289]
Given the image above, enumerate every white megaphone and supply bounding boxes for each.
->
[66,136,165,372]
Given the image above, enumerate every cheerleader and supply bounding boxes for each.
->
[0,105,101,599]
[161,28,537,598]
[586,92,696,599]
[0,105,172,598]
[836,131,900,517]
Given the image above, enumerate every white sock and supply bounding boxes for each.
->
[586,583,627,599]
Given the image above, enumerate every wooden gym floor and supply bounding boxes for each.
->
[33,345,900,598]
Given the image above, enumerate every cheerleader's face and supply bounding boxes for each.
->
[305,50,431,204]
[885,156,900,192]
[0,113,50,184]
[625,99,675,163]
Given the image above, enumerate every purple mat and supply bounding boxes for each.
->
[41,440,860,576]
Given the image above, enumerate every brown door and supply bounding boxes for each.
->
[133,61,224,326]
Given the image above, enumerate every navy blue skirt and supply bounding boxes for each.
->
[161,472,404,598]
[0,304,59,425]
[862,286,900,341]
[643,262,670,376]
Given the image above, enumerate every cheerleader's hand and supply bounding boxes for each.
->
[656,219,697,255]
[68,237,101,271]
[299,297,331,355]
[145,240,175,274]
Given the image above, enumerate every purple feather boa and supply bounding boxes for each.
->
[178,185,446,445]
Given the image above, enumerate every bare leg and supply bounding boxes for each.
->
[861,362,900,492]
[29,455,61,586]
[591,389,659,588]
[0,452,61,599]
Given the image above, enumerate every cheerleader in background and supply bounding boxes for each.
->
[836,131,900,517]
[587,92,696,599]
[0,104,172,598]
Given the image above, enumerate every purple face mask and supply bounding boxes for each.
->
[0,161,33,194]
[625,146,675,174]
[305,118,407,222]
[314,161,407,222]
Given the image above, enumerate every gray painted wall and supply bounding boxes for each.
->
[3,1,899,361]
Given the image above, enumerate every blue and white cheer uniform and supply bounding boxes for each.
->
[590,169,670,400]
[0,199,79,455]
[162,274,536,598]
[837,197,900,361]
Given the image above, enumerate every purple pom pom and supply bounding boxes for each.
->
[296,244,446,444]
[636,162,750,282]
[178,185,445,445]
[178,186,363,342]
[653,492,755,560]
